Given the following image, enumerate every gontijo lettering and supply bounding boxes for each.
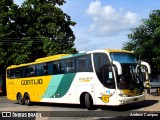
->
[21,79,43,85]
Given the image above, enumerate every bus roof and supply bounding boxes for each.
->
[6,52,87,69]
[7,49,133,69]
[106,49,134,53]
[35,54,69,62]
[7,54,69,69]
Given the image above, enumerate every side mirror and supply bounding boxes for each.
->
[139,61,151,74]
[113,61,122,75]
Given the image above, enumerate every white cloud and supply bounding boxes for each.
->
[86,0,140,36]
[74,26,128,51]
[123,11,139,24]
[86,0,101,15]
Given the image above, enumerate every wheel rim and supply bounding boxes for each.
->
[24,95,30,105]
[25,97,29,104]
[18,94,22,103]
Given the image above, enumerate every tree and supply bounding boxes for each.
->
[123,10,160,76]
[0,0,19,73]
[20,0,77,57]
[0,0,77,74]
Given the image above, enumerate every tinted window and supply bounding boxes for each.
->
[7,69,14,78]
[94,53,115,89]
[24,66,35,77]
[42,64,48,75]
[76,55,93,72]
[35,64,43,76]
[19,67,25,77]
[53,61,60,74]
[7,54,93,78]
[48,62,54,75]
[60,59,75,74]
[110,52,137,63]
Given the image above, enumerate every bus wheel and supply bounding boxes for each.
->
[24,93,31,106]
[84,93,94,110]
[17,93,24,105]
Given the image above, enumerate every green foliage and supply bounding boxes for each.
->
[123,10,160,75]
[0,0,77,74]
[8,38,33,64]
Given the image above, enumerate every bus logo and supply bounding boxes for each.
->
[21,79,43,85]
[101,95,112,103]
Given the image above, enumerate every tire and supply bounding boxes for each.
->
[24,93,31,106]
[84,93,94,110]
[17,93,24,105]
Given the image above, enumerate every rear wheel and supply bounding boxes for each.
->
[17,93,24,105]
[84,93,94,110]
[24,93,31,106]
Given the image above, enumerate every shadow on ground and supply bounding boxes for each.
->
[12,99,159,111]
[97,116,159,120]
[99,100,159,111]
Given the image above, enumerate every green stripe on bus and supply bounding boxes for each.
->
[41,73,76,98]
[51,73,76,98]
[41,75,64,98]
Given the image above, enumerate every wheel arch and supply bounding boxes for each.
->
[80,92,95,105]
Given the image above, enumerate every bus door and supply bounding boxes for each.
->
[93,53,116,104]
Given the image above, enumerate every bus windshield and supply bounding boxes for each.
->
[110,52,137,63]
[110,52,144,90]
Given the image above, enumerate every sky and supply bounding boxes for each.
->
[14,0,160,51]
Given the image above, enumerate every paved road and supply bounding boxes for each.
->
[0,89,160,120]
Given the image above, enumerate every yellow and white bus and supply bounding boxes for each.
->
[6,49,151,109]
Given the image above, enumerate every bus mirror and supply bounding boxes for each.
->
[113,61,122,75]
[140,61,151,74]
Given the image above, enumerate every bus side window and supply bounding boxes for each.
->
[35,64,43,76]
[19,68,24,78]
[53,61,60,74]
[7,69,14,78]
[7,70,11,78]
[13,69,19,78]
[76,55,93,72]
[43,64,48,75]
[65,59,75,73]
[10,69,14,78]
[30,66,35,76]
[48,62,54,75]
[76,58,86,72]
[60,61,66,74]
[93,53,115,88]
[25,68,30,77]
[24,66,35,77]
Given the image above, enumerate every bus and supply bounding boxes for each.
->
[6,49,151,110]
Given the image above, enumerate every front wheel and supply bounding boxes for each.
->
[85,93,94,110]
[24,93,31,106]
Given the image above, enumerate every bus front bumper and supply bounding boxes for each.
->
[116,94,145,105]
